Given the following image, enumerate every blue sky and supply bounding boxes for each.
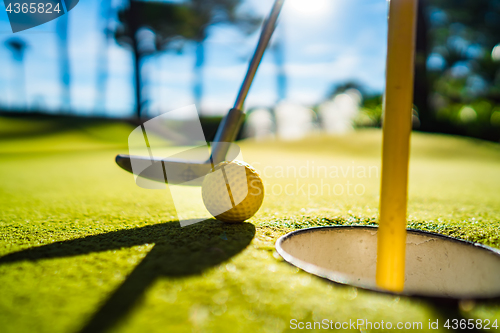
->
[0,0,388,117]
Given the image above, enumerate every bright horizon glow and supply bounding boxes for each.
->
[287,0,331,16]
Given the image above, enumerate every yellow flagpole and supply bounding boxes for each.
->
[376,0,418,292]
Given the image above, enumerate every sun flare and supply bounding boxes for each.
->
[287,0,331,16]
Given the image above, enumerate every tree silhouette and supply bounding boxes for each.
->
[415,0,500,140]
[115,0,199,118]
[56,15,71,113]
[413,0,431,130]
[94,0,115,115]
[272,33,287,104]
[5,37,28,110]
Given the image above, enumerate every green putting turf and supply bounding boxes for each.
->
[1,116,500,332]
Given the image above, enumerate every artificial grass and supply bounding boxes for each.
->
[0,116,500,332]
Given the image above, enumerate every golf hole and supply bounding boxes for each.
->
[276,226,500,299]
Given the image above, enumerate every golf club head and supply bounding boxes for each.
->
[116,154,212,186]
[116,142,241,187]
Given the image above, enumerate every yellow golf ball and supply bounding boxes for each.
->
[202,160,264,222]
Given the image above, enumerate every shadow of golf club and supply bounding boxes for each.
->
[0,219,256,333]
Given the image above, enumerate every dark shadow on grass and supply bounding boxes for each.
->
[0,219,255,333]
[426,300,485,332]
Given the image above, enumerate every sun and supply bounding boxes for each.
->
[287,0,331,16]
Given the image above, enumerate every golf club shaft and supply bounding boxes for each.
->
[211,0,285,164]
[234,0,285,111]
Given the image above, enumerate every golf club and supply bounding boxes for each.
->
[115,0,285,185]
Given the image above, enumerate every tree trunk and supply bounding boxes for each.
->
[133,41,142,119]
[57,15,71,113]
[273,35,287,103]
[193,40,204,114]
[127,0,143,119]
[94,0,112,115]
